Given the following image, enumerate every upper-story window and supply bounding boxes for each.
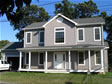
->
[77,28,84,42]
[55,27,65,44]
[26,32,32,44]
[94,27,101,41]
[39,31,44,45]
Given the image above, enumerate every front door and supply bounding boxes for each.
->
[54,52,66,69]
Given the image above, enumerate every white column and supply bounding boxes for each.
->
[45,51,48,71]
[101,49,104,70]
[29,51,31,70]
[19,51,22,70]
[68,50,71,71]
[88,50,91,72]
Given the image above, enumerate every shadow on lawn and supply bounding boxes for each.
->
[65,73,93,84]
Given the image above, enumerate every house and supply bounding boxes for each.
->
[1,42,23,70]
[1,14,109,73]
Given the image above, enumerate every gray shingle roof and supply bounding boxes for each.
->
[17,44,106,51]
[73,17,105,24]
[23,16,105,30]
[23,22,46,30]
[104,41,109,47]
[1,42,23,50]
[1,41,108,51]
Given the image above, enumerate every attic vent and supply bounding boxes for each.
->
[56,17,63,23]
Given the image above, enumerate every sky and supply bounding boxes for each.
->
[0,0,112,42]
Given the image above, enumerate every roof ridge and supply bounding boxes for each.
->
[73,17,103,20]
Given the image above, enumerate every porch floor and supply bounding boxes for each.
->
[18,68,104,73]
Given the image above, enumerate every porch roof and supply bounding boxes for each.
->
[17,44,106,51]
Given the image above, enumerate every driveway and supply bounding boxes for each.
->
[0,71,17,84]
[0,82,16,84]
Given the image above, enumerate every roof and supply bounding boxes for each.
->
[104,41,109,47]
[1,42,23,50]
[23,14,105,30]
[23,22,46,30]
[17,44,106,51]
[73,17,105,25]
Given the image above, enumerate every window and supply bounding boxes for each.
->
[95,51,101,65]
[39,31,44,43]
[77,28,84,42]
[26,32,32,44]
[38,53,44,65]
[55,28,65,43]
[26,53,29,64]
[78,52,85,65]
[94,27,101,41]
[56,17,63,23]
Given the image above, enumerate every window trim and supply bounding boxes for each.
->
[94,27,101,41]
[26,32,32,44]
[77,28,85,42]
[38,52,44,65]
[78,51,85,66]
[94,51,101,65]
[39,31,44,44]
[56,17,64,23]
[54,27,66,44]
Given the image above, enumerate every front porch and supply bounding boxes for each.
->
[18,48,104,73]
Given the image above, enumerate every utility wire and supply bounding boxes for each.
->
[1,1,112,22]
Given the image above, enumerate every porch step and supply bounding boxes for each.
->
[45,70,69,73]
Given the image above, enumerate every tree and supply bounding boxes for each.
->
[0,40,10,59]
[55,0,74,19]
[0,40,10,49]
[0,0,32,22]
[100,11,112,71]
[73,0,99,18]
[102,14,112,71]
[55,0,99,19]
[10,5,50,41]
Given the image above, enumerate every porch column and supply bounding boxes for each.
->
[29,51,31,70]
[101,49,104,70]
[45,51,48,71]
[19,51,22,70]
[68,50,71,71]
[88,50,91,72]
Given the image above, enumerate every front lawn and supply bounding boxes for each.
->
[0,72,112,84]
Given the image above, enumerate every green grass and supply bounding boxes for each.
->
[0,72,112,84]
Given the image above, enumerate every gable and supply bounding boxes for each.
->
[43,13,78,27]
[45,16,75,29]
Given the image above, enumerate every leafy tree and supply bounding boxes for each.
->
[0,0,32,22]
[0,40,10,59]
[100,11,112,71]
[10,5,50,41]
[0,40,10,49]
[103,15,112,71]
[73,0,99,18]
[55,0,74,19]
[55,0,99,19]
